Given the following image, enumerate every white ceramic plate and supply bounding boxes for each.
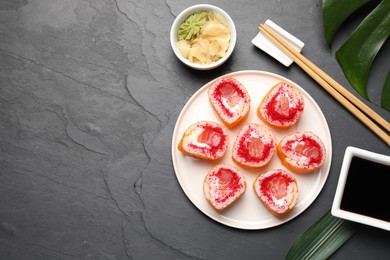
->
[171,70,332,230]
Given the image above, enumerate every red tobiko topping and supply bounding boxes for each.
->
[211,78,249,118]
[259,171,295,208]
[283,134,324,165]
[210,167,243,203]
[264,84,304,124]
[188,123,227,157]
[236,125,273,163]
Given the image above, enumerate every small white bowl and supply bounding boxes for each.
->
[170,4,236,70]
[331,146,390,231]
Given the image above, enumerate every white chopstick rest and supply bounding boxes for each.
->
[252,20,304,67]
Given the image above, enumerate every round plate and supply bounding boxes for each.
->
[171,70,332,230]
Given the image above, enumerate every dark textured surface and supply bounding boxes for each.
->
[0,0,389,259]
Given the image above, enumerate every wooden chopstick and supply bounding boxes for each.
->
[259,24,390,145]
[259,24,390,133]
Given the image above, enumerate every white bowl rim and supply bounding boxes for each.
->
[331,146,390,231]
[170,4,237,70]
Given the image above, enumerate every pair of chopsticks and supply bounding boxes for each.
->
[259,24,390,146]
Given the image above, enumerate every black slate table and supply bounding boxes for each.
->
[1,0,389,259]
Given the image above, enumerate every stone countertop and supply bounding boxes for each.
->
[1,0,389,259]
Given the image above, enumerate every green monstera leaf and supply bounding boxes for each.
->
[323,0,390,111]
[382,72,390,110]
[322,0,370,46]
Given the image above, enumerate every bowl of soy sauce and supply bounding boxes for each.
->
[332,146,390,231]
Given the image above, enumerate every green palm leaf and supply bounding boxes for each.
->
[323,0,390,111]
[285,211,357,260]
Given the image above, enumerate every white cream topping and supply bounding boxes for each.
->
[221,97,242,115]
[185,127,209,148]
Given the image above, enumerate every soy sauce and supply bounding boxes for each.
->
[340,156,390,222]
